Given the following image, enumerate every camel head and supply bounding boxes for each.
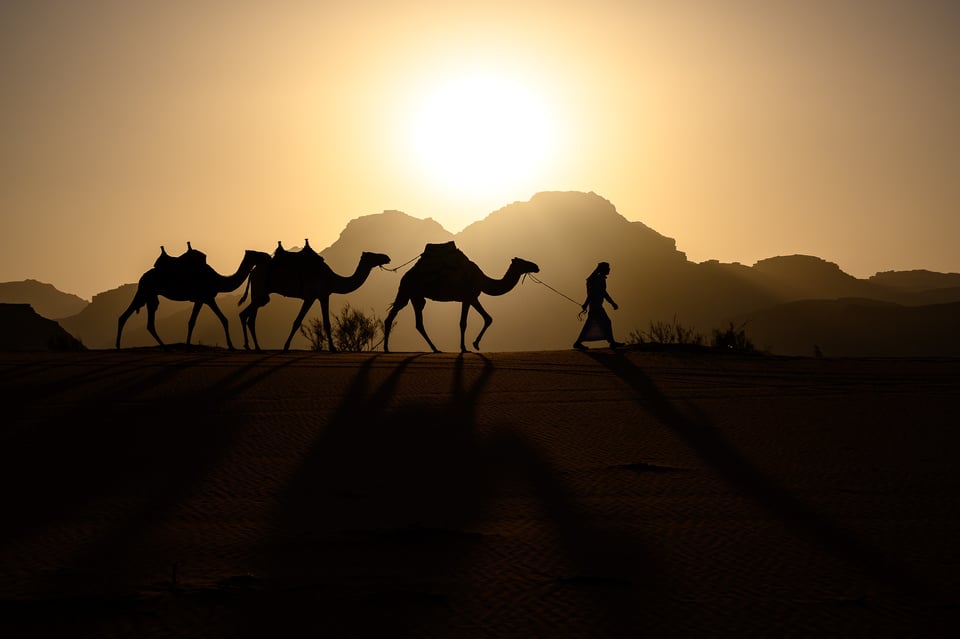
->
[360,251,391,270]
[510,257,540,277]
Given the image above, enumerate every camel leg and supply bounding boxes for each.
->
[382,296,408,353]
[186,301,203,347]
[206,299,235,350]
[283,298,315,351]
[459,302,471,353]
[238,305,252,349]
[145,298,165,348]
[239,294,268,351]
[412,297,440,353]
[116,293,146,349]
[318,296,336,352]
[470,299,493,351]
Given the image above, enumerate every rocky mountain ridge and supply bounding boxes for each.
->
[4,191,960,355]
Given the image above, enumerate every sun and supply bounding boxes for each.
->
[410,72,556,197]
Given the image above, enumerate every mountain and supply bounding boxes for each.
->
[0,279,89,319]
[733,299,960,357]
[8,191,960,355]
[0,303,86,351]
[869,269,960,291]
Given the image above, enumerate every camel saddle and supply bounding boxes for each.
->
[414,241,473,285]
[273,239,325,268]
[420,241,469,263]
[153,243,207,270]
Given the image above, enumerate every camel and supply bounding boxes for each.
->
[116,243,272,350]
[238,240,391,351]
[382,242,539,353]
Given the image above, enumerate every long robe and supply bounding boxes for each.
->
[576,272,615,343]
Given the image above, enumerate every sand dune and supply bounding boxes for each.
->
[1,348,958,637]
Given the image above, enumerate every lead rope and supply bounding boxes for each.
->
[382,253,423,273]
[527,274,586,320]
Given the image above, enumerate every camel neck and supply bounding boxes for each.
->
[330,262,373,294]
[481,267,523,296]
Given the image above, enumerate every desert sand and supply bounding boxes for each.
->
[1,347,958,637]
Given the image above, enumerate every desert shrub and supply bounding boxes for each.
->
[628,316,704,346]
[300,317,328,351]
[711,321,755,352]
[300,303,384,352]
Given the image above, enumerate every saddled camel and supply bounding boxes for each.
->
[238,240,391,351]
[116,243,271,349]
[383,242,539,353]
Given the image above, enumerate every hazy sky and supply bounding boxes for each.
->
[2,0,959,300]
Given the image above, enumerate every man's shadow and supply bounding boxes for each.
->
[584,349,936,603]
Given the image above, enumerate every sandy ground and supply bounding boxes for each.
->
[1,347,959,638]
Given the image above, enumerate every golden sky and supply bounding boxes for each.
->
[2,0,959,300]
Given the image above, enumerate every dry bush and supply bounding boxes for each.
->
[300,303,384,352]
[628,316,704,346]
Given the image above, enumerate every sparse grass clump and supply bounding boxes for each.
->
[300,303,384,352]
[711,321,756,352]
[628,316,758,353]
[628,316,704,346]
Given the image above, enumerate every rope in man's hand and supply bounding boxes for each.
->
[527,274,587,321]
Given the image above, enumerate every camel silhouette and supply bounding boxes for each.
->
[238,240,391,352]
[383,242,539,353]
[116,243,272,350]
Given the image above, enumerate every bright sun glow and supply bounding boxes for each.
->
[410,73,556,196]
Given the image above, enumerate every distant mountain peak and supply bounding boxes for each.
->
[0,279,89,319]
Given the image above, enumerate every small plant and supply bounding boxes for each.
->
[711,321,755,352]
[628,315,704,346]
[333,304,384,351]
[300,316,329,351]
[300,303,384,352]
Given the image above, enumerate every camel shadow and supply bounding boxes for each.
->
[239,354,672,638]
[0,352,300,600]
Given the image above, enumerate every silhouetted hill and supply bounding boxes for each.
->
[0,279,89,319]
[312,193,960,354]
[15,191,960,355]
[869,269,960,291]
[751,255,879,300]
[0,303,85,351]
[733,299,960,357]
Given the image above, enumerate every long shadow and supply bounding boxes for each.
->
[584,349,939,602]
[238,354,672,638]
[0,352,301,602]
